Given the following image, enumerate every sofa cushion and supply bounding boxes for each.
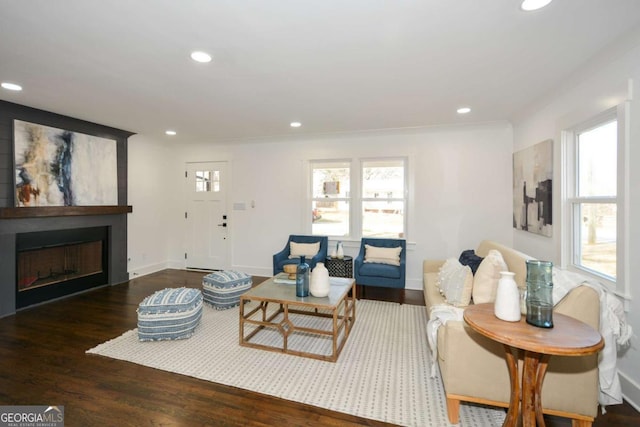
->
[472,249,508,304]
[289,241,320,258]
[358,262,401,279]
[458,249,484,275]
[364,244,402,266]
[437,258,473,307]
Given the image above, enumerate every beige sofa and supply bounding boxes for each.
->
[424,240,600,427]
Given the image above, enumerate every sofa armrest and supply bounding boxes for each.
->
[437,320,512,403]
[423,259,446,274]
[423,259,446,312]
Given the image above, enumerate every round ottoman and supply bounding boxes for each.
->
[137,287,203,341]
[202,270,252,310]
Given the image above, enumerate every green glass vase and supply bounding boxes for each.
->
[525,260,554,328]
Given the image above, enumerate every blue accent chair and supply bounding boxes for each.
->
[273,235,329,275]
[354,238,406,303]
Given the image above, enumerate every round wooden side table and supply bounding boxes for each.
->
[463,303,603,427]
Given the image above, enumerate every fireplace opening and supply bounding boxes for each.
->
[16,227,109,309]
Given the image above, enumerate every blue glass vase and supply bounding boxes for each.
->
[525,260,554,328]
[296,255,310,297]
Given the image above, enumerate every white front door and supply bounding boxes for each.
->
[185,161,228,270]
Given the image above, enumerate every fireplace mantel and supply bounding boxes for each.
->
[0,205,133,219]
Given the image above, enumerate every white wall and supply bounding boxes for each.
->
[127,134,173,277]
[511,27,640,409]
[152,122,514,290]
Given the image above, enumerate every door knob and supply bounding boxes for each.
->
[217,223,227,227]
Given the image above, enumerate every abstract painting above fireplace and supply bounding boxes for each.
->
[14,119,118,207]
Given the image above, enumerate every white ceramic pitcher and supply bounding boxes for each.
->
[494,271,521,322]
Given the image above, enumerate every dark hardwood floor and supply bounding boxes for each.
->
[0,269,637,426]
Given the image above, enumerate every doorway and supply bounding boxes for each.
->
[184,161,229,270]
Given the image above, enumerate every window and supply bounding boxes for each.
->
[565,111,619,283]
[310,158,406,239]
[195,170,220,192]
[311,161,351,237]
[361,159,406,238]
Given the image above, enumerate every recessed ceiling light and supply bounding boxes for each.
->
[190,51,212,63]
[165,130,177,136]
[457,107,471,114]
[521,0,552,11]
[290,122,302,128]
[1,82,22,91]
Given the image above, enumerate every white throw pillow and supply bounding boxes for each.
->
[289,241,320,259]
[437,258,459,296]
[472,249,508,304]
[437,258,473,307]
[364,244,402,266]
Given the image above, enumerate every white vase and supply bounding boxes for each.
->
[494,271,521,322]
[310,262,331,297]
[336,242,344,259]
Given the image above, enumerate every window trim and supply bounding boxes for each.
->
[307,157,408,240]
[561,104,629,297]
[359,157,408,239]
[309,159,353,238]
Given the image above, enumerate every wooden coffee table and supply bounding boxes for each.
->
[239,276,356,362]
[464,303,603,427]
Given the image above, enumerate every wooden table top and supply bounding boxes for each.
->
[464,303,604,356]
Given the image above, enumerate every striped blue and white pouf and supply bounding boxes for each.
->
[202,270,252,310]
[137,287,203,342]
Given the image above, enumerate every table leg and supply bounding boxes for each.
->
[239,297,245,346]
[502,347,551,427]
[503,345,520,427]
[521,351,549,427]
[535,353,550,427]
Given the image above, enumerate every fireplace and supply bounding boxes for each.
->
[16,227,109,309]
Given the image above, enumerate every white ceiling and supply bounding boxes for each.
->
[1,0,640,143]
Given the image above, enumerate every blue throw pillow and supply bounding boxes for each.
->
[459,249,484,275]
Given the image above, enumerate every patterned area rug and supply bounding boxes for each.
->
[87,299,505,426]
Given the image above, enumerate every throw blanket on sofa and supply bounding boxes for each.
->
[426,305,464,377]
[552,269,633,409]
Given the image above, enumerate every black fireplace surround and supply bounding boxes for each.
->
[16,227,109,309]
[0,100,133,317]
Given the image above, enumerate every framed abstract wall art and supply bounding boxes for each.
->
[513,139,553,237]
[13,120,118,207]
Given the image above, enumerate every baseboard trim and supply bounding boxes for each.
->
[620,370,640,412]
[128,262,170,279]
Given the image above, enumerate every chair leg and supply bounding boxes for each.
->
[399,289,404,305]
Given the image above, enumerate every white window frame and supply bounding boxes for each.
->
[359,157,408,239]
[309,159,353,238]
[561,104,629,297]
[307,157,408,240]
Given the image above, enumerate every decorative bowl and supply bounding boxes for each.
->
[283,264,297,279]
